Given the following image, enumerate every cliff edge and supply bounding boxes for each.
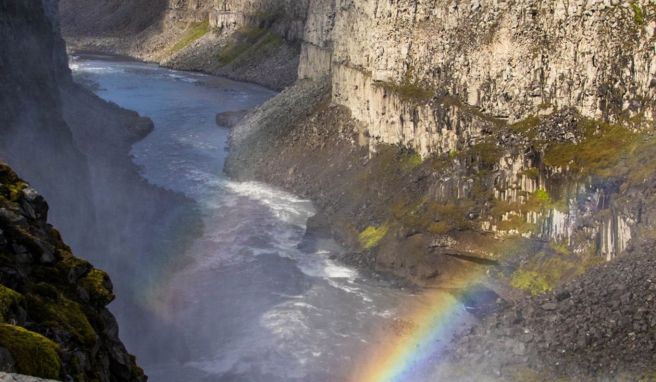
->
[0,163,145,381]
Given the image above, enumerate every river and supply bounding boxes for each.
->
[70,56,475,382]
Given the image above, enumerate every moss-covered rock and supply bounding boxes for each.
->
[0,324,62,379]
[0,163,145,381]
[358,224,389,250]
[26,292,97,346]
[0,285,22,321]
[79,269,115,306]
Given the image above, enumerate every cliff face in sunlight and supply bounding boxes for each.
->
[66,0,656,303]
[301,0,655,155]
[228,0,656,287]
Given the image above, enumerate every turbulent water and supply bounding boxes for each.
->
[70,56,474,382]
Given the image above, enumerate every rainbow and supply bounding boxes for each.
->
[352,270,485,382]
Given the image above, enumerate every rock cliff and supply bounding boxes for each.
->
[228,0,656,288]
[0,163,144,381]
[301,0,655,156]
[2,0,202,379]
[225,4,656,376]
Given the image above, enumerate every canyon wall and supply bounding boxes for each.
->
[0,2,148,380]
[229,0,656,291]
[1,0,203,378]
[60,0,311,89]
[293,0,656,260]
[301,0,656,156]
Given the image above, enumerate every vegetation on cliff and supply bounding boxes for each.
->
[170,20,210,55]
[0,163,145,381]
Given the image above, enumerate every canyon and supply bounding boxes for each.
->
[0,0,654,380]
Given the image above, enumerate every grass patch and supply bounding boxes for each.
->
[359,224,390,250]
[377,81,435,102]
[510,115,541,138]
[533,189,551,204]
[510,270,551,295]
[0,324,61,379]
[544,118,638,176]
[374,64,435,103]
[521,167,540,179]
[217,27,283,66]
[510,254,603,295]
[496,215,536,235]
[401,151,423,170]
[471,141,504,169]
[170,20,210,54]
[550,241,571,255]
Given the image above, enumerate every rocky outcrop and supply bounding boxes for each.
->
[442,241,656,381]
[0,163,145,381]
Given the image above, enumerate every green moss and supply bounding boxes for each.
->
[401,151,423,170]
[374,64,435,102]
[510,270,551,295]
[170,20,209,54]
[471,142,503,169]
[638,371,656,381]
[79,269,114,306]
[496,215,536,235]
[533,189,551,204]
[0,163,27,204]
[631,2,645,25]
[0,285,22,321]
[521,167,540,179]
[543,118,638,176]
[26,292,97,346]
[550,241,571,255]
[0,324,62,379]
[359,224,390,249]
[427,222,451,234]
[441,96,507,127]
[377,81,435,102]
[510,254,603,295]
[510,115,541,137]
[217,27,282,65]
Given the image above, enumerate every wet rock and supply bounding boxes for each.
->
[216,110,250,128]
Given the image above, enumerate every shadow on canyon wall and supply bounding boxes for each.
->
[1,0,202,367]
